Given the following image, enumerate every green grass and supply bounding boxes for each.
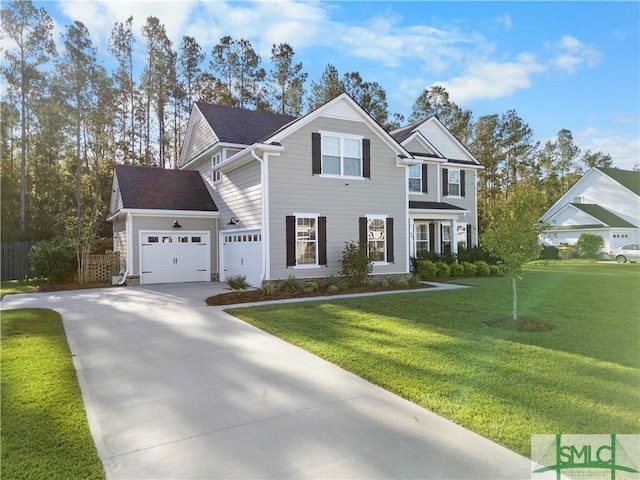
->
[1,309,104,480]
[229,261,640,457]
[0,279,38,299]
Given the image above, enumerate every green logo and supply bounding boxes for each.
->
[531,434,640,480]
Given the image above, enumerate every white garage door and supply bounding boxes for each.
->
[222,230,263,287]
[140,231,210,284]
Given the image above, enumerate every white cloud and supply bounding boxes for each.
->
[549,34,601,74]
[433,53,545,104]
[577,127,640,171]
[496,13,512,29]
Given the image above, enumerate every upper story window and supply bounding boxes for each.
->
[211,153,222,183]
[312,132,371,178]
[408,164,422,192]
[443,167,465,197]
[322,133,362,177]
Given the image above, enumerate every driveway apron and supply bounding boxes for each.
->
[2,283,532,479]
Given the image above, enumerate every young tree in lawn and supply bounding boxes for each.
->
[1,0,56,233]
[481,183,545,321]
[308,63,344,110]
[269,43,307,116]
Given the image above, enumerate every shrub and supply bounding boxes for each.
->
[227,275,250,290]
[280,275,298,293]
[540,245,559,260]
[575,233,605,259]
[327,284,340,293]
[395,278,409,287]
[29,236,77,283]
[474,260,491,276]
[489,264,503,276]
[324,275,341,288]
[380,279,390,288]
[435,262,451,277]
[408,274,419,285]
[303,281,318,293]
[450,263,465,276]
[258,280,277,296]
[416,260,437,279]
[461,262,477,276]
[340,241,372,286]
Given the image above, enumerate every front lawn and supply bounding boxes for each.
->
[229,261,640,457]
[1,308,104,480]
[0,279,39,299]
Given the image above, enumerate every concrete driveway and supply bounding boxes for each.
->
[2,283,532,479]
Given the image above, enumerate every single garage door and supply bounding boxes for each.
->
[140,231,210,284]
[222,230,262,287]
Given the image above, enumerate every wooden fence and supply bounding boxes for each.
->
[1,242,35,281]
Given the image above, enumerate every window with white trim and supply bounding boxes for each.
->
[322,133,362,177]
[367,216,386,263]
[408,164,422,192]
[448,169,460,196]
[296,216,317,266]
[211,153,222,183]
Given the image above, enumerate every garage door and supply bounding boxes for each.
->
[140,232,210,284]
[222,230,263,287]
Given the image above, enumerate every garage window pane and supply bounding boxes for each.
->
[163,236,172,243]
[179,236,188,243]
[191,236,201,243]
[148,236,159,243]
[296,217,317,265]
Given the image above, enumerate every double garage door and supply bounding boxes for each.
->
[140,231,210,284]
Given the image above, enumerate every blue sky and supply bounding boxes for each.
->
[35,1,640,169]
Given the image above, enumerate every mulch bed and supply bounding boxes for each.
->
[206,282,434,306]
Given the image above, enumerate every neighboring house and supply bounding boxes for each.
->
[539,167,640,251]
[109,93,482,286]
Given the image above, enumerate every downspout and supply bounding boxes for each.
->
[251,149,268,284]
[118,212,132,285]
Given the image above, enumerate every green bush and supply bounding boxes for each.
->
[540,245,559,260]
[395,278,409,287]
[408,274,419,285]
[380,279,390,288]
[324,275,340,288]
[489,264,503,276]
[280,275,299,293]
[474,261,491,276]
[575,233,605,259]
[461,261,478,276]
[258,280,277,296]
[450,263,465,276]
[303,281,318,293]
[29,236,77,283]
[227,275,250,290]
[416,259,437,279]
[327,284,340,293]
[340,241,372,286]
[435,262,451,277]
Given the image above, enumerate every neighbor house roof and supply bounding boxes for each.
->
[598,167,640,196]
[115,165,218,211]
[196,102,297,146]
[572,203,636,228]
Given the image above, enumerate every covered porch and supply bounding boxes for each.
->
[409,201,473,257]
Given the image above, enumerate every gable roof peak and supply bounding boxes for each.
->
[595,166,640,196]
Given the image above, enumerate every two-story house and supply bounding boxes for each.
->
[109,93,482,286]
[539,167,640,251]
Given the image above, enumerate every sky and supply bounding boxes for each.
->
[30,1,640,170]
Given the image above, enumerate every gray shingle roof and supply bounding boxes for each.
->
[115,165,217,211]
[409,201,465,210]
[196,102,297,145]
[598,167,640,196]
[389,119,428,144]
[572,203,636,228]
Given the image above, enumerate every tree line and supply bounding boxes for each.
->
[1,0,614,244]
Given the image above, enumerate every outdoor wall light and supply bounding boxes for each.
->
[172,220,182,228]
[227,217,239,226]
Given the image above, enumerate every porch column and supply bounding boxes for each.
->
[451,218,458,255]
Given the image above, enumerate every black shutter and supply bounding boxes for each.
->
[312,132,321,174]
[466,223,472,248]
[442,168,449,196]
[460,170,466,197]
[429,223,435,252]
[286,215,296,266]
[421,164,429,193]
[386,217,394,263]
[362,138,371,178]
[359,217,367,250]
[318,216,327,266]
